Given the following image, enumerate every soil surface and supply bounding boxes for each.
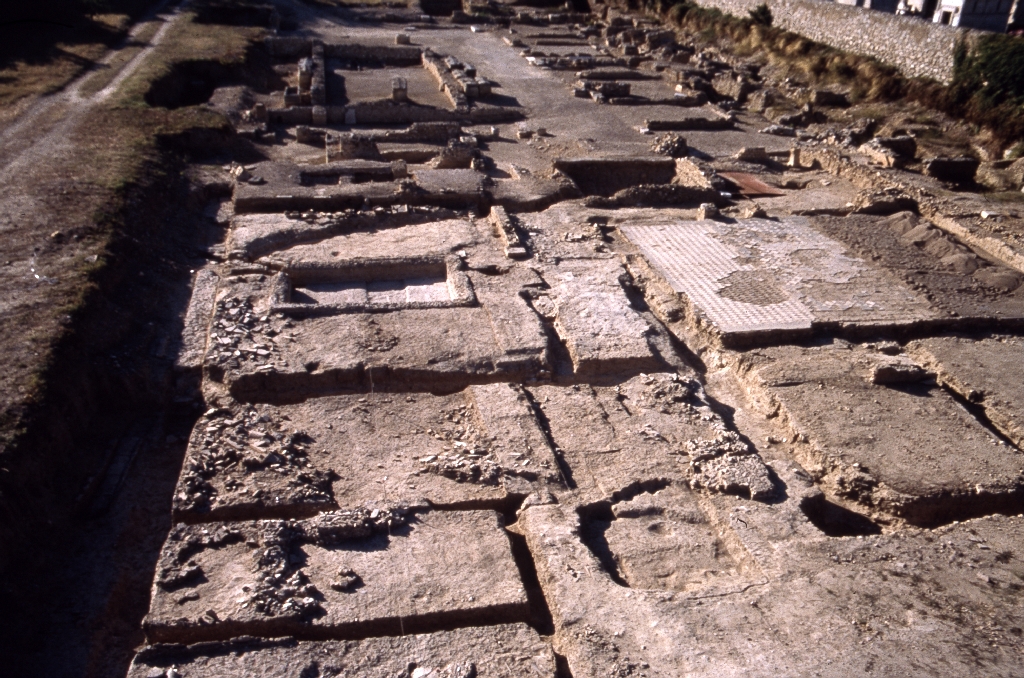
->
[3,0,1024,676]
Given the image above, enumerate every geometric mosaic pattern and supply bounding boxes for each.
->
[621,218,937,337]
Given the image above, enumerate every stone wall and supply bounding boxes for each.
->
[264,36,311,58]
[263,37,423,65]
[324,44,423,65]
[678,0,979,82]
[422,51,470,110]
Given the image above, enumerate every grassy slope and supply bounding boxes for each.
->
[0,4,264,561]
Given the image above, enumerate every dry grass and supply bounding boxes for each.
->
[664,3,908,100]
[981,190,1024,206]
[112,10,262,108]
[0,9,262,451]
[76,18,165,99]
[0,42,107,108]
[82,12,263,197]
[0,14,137,112]
[0,13,269,649]
[645,0,1024,150]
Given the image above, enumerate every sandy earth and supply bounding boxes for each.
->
[3,0,1024,676]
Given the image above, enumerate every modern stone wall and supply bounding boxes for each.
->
[683,0,980,82]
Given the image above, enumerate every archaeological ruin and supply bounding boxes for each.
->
[2,0,1024,675]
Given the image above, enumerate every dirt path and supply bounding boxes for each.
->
[0,1,180,169]
[0,1,187,444]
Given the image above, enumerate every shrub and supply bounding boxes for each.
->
[953,33,1024,108]
[667,1,692,23]
[748,2,772,26]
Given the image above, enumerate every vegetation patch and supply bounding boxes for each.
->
[0,0,155,114]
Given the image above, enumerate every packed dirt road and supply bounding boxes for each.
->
[0,0,184,448]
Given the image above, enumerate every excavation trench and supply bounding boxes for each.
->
[8,2,1024,675]
[0,139,231,677]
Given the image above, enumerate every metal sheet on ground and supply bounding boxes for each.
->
[718,171,786,197]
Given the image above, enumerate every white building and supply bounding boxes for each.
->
[871,0,1024,30]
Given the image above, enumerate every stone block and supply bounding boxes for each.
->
[128,625,557,678]
[875,135,917,157]
[176,269,219,372]
[737,343,1024,525]
[760,124,797,137]
[859,136,915,167]
[310,84,326,107]
[431,140,475,169]
[733,147,770,163]
[577,79,631,98]
[545,261,660,377]
[851,187,918,214]
[144,510,529,643]
[489,204,527,257]
[392,76,408,102]
[297,58,314,90]
[696,202,720,220]
[859,139,900,168]
[472,272,549,362]
[325,133,381,161]
[810,89,849,107]
[311,105,327,126]
[650,134,688,158]
[746,88,778,112]
[645,117,733,131]
[712,73,757,103]
[911,335,1024,448]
